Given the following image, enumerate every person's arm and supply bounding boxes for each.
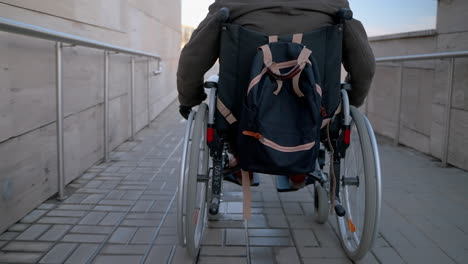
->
[342,18,376,107]
[177,5,223,108]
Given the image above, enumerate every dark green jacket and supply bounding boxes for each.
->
[177,0,375,107]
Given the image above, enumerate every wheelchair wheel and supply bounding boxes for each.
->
[336,106,381,261]
[313,183,329,224]
[177,103,209,257]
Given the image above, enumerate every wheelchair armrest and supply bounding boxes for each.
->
[341,82,352,91]
[204,75,219,88]
[337,8,353,21]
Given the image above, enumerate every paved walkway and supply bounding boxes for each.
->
[0,103,467,264]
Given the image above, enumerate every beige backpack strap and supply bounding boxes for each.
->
[241,170,252,220]
[268,35,278,43]
[292,33,303,44]
[259,45,273,67]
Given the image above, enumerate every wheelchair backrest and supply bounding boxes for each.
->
[215,23,344,133]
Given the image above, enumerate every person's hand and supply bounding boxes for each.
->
[179,105,192,120]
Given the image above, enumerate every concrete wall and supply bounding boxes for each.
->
[368,0,468,170]
[0,0,181,233]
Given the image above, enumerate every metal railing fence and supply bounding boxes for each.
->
[374,50,468,167]
[0,17,162,199]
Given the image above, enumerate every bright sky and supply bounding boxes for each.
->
[181,0,438,37]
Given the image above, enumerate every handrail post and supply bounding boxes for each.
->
[55,41,65,200]
[442,58,455,167]
[394,64,404,146]
[130,56,135,141]
[147,59,151,127]
[104,51,110,162]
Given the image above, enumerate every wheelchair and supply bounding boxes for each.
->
[177,8,381,262]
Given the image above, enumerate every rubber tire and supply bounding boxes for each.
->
[336,106,381,261]
[313,183,329,224]
[185,103,209,258]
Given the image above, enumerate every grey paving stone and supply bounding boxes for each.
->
[80,194,106,205]
[126,213,164,220]
[20,210,48,223]
[0,232,19,240]
[108,227,138,244]
[249,237,292,246]
[0,252,43,263]
[94,255,143,264]
[226,229,247,246]
[283,202,304,215]
[131,201,154,212]
[47,210,87,217]
[99,212,126,226]
[130,228,156,244]
[292,229,319,247]
[8,224,30,232]
[37,217,80,225]
[302,258,352,264]
[39,243,78,264]
[63,194,88,204]
[198,257,247,264]
[298,247,347,258]
[154,235,177,245]
[105,190,126,200]
[101,245,147,255]
[38,203,57,210]
[15,224,51,240]
[266,214,289,228]
[201,228,224,246]
[64,243,99,264]
[3,241,54,252]
[200,246,247,257]
[38,225,72,241]
[93,205,130,212]
[56,204,94,211]
[70,225,113,234]
[394,246,456,264]
[61,234,107,243]
[250,247,275,264]
[122,191,144,200]
[275,247,301,264]
[79,212,107,225]
[248,229,290,237]
[121,219,160,227]
[143,245,172,264]
[98,200,134,206]
[168,245,193,264]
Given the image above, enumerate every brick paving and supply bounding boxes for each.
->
[0,102,467,264]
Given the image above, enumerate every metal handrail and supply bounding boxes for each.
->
[376,50,468,63]
[374,50,468,167]
[1,16,162,200]
[0,17,160,59]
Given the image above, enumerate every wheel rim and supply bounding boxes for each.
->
[336,106,381,260]
[340,119,365,251]
[177,111,195,247]
[185,104,209,256]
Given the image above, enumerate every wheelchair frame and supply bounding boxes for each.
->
[177,76,382,261]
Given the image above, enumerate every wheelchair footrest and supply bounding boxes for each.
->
[276,175,314,192]
[224,173,260,187]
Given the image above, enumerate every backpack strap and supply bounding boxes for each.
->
[241,170,251,219]
[217,98,237,124]
[292,33,303,44]
[268,35,278,43]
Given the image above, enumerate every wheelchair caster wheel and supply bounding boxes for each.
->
[313,183,329,224]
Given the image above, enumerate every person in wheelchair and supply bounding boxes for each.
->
[177,2,382,260]
[177,0,375,189]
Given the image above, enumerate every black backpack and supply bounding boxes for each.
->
[238,34,325,175]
